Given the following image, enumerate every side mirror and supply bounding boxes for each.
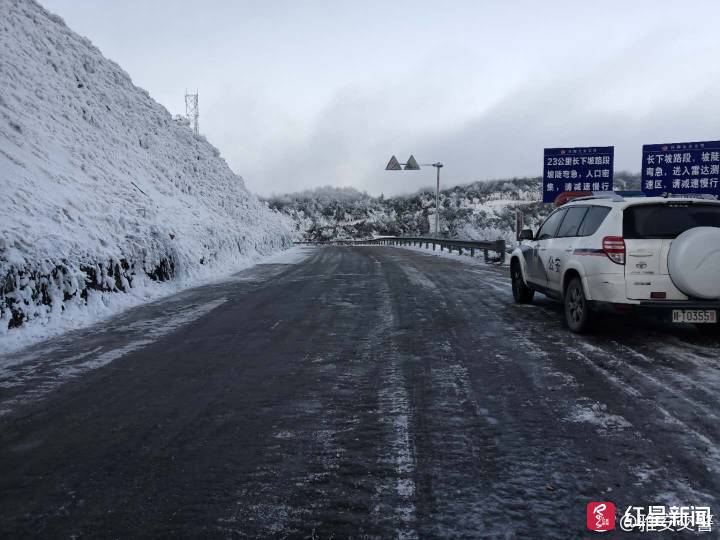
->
[519,229,534,241]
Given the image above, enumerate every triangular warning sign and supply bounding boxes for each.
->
[404,155,420,170]
[385,155,402,170]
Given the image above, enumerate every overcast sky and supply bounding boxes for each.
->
[42,0,720,197]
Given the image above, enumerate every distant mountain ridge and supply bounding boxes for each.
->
[267,174,641,243]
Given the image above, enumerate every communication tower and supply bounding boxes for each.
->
[185,90,199,134]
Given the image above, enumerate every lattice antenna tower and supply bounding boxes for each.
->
[185,90,199,134]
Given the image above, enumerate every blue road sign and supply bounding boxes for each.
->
[641,141,720,198]
[543,147,614,203]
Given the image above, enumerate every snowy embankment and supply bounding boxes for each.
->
[267,182,553,243]
[0,0,292,352]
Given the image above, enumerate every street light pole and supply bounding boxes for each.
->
[385,155,444,237]
[432,162,443,235]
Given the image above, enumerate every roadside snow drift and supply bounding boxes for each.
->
[0,0,291,346]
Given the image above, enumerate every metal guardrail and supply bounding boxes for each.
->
[296,236,506,263]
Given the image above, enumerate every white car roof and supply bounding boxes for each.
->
[563,195,720,210]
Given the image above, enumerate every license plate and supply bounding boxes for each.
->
[672,310,717,323]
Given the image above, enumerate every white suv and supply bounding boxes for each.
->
[510,194,720,333]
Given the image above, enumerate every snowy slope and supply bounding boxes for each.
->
[268,174,642,244]
[267,180,549,243]
[0,0,292,348]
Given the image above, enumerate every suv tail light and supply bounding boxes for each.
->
[602,236,626,265]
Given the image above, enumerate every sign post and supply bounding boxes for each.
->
[515,209,524,240]
[543,147,614,203]
[385,155,444,235]
[641,141,720,198]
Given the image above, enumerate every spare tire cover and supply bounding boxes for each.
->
[667,226,720,299]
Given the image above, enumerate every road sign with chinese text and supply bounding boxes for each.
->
[641,141,720,198]
[543,147,614,203]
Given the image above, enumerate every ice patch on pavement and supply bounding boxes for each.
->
[565,401,632,432]
[371,281,418,538]
[0,297,227,416]
[629,464,657,486]
[555,336,720,479]
[400,266,437,290]
[260,246,315,265]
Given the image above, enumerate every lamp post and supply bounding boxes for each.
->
[386,155,443,236]
[431,162,443,236]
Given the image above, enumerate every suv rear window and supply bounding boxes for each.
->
[624,203,720,239]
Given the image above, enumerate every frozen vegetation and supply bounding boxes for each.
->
[267,174,641,244]
[0,0,292,350]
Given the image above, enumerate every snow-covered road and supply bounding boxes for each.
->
[0,246,718,538]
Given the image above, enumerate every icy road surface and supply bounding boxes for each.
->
[0,246,718,538]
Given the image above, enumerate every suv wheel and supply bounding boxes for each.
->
[564,277,592,333]
[511,261,534,304]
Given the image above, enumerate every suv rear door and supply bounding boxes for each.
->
[623,201,720,300]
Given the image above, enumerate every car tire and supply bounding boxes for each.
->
[511,261,534,304]
[564,277,592,333]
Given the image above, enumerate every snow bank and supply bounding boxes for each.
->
[0,0,292,348]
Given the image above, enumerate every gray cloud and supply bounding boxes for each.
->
[249,30,720,196]
[39,0,720,197]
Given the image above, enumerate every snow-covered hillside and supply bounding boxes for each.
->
[268,174,641,244]
[0,0,291,349]
[267,180,546,243]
